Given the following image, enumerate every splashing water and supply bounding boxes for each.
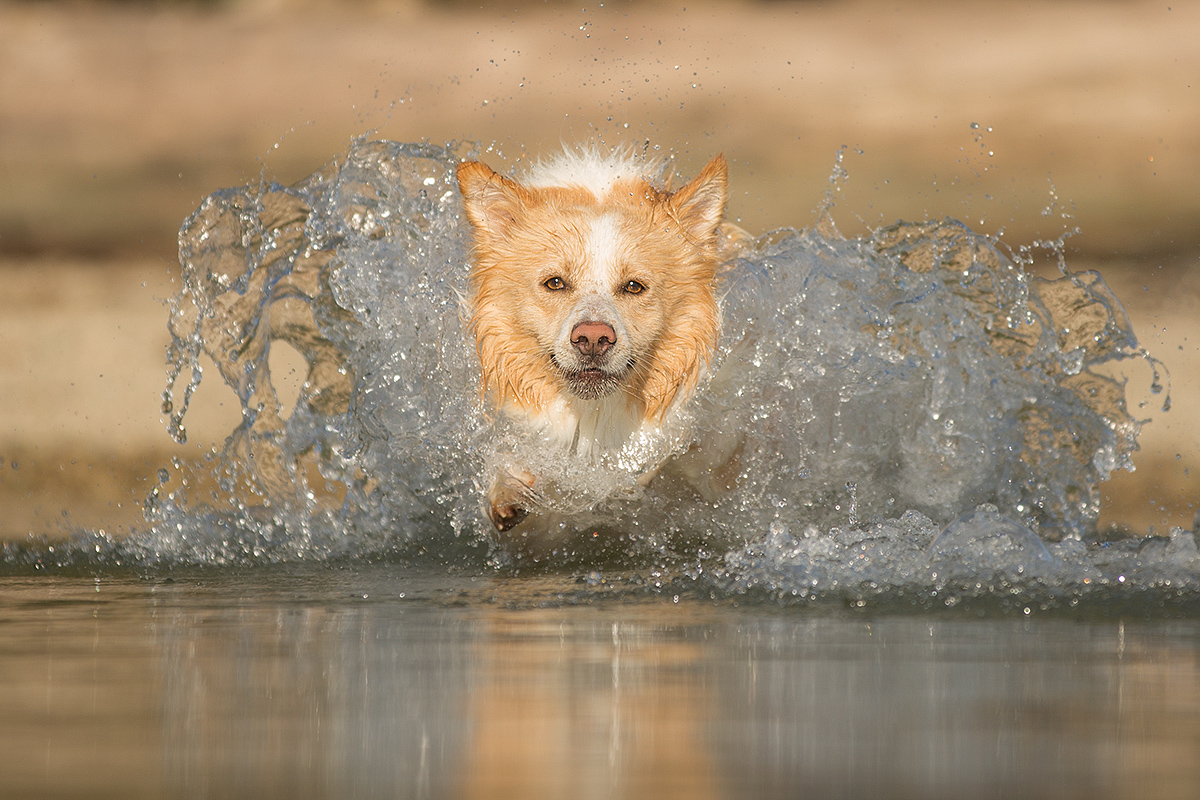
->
[5,139,1193,610]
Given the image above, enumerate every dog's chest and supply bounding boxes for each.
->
[526,396,646,459]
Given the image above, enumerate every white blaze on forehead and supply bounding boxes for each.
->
[581,213,623,289]
[554,213,628,347]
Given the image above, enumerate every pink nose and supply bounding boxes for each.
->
[571,321,616,357]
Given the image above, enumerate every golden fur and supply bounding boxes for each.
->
[456,149,729,532]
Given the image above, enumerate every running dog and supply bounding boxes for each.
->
[456,148,732,533]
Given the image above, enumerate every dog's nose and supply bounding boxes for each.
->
[571,321,616,357]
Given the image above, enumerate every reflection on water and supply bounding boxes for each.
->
[2,571,1199,799]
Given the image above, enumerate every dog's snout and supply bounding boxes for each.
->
[571,321,617,358]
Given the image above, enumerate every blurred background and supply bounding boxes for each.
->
[0,0,1195,539]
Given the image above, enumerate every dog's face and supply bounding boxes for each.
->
[457,153,728,421]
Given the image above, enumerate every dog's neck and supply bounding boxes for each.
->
[514,394,647,459]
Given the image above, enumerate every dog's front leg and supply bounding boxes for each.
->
[486,466,538,532]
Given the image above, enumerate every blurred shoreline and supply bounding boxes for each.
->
[1,0,1195,539]
[4,0,1198,258]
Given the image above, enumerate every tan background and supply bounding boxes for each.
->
[0,0,1196,539]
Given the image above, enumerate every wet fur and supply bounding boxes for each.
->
[456,147,730,534]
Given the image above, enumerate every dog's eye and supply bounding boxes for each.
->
[543,276,566,291]
[623,280,646,295]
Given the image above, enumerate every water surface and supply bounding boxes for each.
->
[3,140,1198,798]
[3,571,1199,799]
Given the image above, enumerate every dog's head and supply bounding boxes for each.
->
[457,150,727,421]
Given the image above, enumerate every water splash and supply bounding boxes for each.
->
[5,139,1192,610]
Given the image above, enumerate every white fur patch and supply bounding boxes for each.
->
[525,394,654,460]
[524,147,662,200]
[584,214,622,289]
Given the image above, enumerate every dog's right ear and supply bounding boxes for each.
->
[456,161,528,241]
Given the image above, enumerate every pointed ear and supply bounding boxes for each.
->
[456,160,528,240]
[668,153,728,244]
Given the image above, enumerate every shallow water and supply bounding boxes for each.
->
[3,139,1198,797]
[3,570,1200,800]
[6,139,1191,605]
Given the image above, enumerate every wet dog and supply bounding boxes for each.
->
[456,148,731,535]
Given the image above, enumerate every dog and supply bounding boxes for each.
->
[455,147,736,536]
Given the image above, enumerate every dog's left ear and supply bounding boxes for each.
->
[457,160,528,241]
[668,153,728,244]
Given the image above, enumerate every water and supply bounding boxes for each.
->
[4,571,1200,799]
[5,138,1191,609]
[3,138,1199,796]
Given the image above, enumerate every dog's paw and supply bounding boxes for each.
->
[486,468,538,532]
[488,501,529,532]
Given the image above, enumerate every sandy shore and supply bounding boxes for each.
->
[1,0,1196,538]
[4,0,1199,256]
